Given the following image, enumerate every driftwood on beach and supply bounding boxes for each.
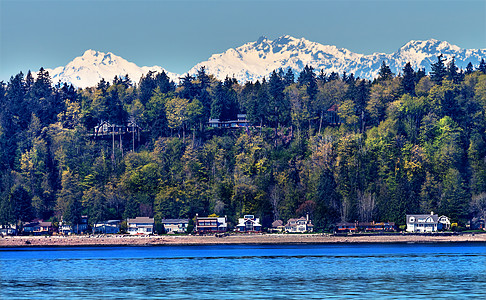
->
[1,233,485,247]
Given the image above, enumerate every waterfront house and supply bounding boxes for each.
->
[270,220,285,233]
[0,224,17,236]
[336,221,396,233]
[127,217,155,235]
[336,222,357,233]
[23,220,53,235]
[236,215,262,232]
[406,212,447,233]
[437,215,451,230]
[59,215,89,235]
[285,215,314,233]
[195,215,228,233]
[160,219,189,234]
[93,220,121,234]
[359,221,396,232]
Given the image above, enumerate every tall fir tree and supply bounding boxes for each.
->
[478,58,486,74]
[401,62,416,95]
[465,62,474,75]
[430,54,447,85]
[377,61,393,81]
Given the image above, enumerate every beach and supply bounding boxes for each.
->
[1,233,485,247]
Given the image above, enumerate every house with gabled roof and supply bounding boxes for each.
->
[285,214,314,233]
[406,212,449,233]
[236,215,262,232]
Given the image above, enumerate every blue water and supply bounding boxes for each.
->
[1,243,485,299]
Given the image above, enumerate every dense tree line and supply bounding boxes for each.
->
[1,58,486,231]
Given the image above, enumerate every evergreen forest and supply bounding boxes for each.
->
[1,57,486,231]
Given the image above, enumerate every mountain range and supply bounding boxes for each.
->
[46,36,486,88]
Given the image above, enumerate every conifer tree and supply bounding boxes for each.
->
[431,54,447,85]
[478,58,486,74]
[377,61,393,81]
[284,68,294,86]
[401,62,416,95]
[446,57,460,83]
[155,71,176,93]
[328,72,339,81]
[465,62,474,75]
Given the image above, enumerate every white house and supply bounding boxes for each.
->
[285,214,314,233]
[236,215,262,232]
[438,215,451,230]
[160,219,189,234]
[127,217,155,235]
[406,212,449,233]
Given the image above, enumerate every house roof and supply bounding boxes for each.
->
[127,217,154,224]
[237,218,261,227]
[272,220,284,228]
[161,219,189,224]
[407,214,439,224]
[286,217,312,227]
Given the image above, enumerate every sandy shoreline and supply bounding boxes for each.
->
[1,233,485,247]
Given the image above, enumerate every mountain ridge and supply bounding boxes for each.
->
[46,36,486,88]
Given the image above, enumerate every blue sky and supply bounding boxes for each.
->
[1,0,485,82]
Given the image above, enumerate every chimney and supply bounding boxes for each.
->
[431,211,434,215]
[306,213,309,221]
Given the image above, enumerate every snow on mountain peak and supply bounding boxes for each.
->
[187,36,485,82]
[45,36,485,88]
[47,50,179,88]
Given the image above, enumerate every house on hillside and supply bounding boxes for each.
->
[195,215,227,233]
[236,215,262,232]
[208,114,249,128]
[160,219,189,234]
[127,217,155,235]
[406,212,449,233]
[93,120,141,137]
[285,215,314,233]
[93,220,121,234]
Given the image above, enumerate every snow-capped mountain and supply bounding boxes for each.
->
[187,36,486,82]
[45,37,485,88]
[46,50,179,88]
